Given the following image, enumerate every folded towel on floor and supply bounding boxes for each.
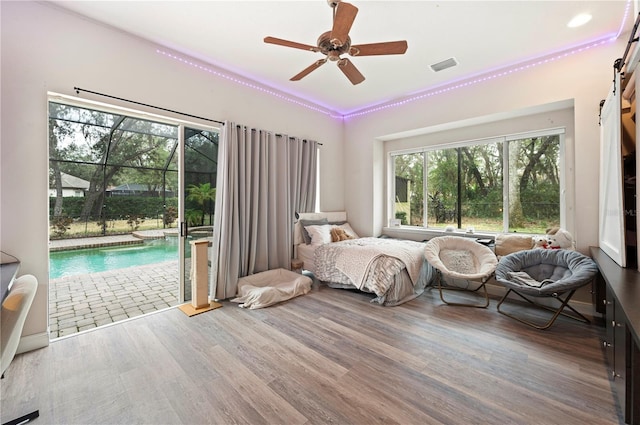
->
[507,271,554,288]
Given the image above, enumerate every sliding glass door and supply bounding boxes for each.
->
[179,127,219,302]
[48,97,219,338]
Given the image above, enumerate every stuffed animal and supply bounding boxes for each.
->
[330,226,355,242]
[532,235,549,249]
[545,227,575,250]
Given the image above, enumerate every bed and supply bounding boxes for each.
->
[294,212,434,306]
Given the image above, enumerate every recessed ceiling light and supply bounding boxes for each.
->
[568,13,592,28]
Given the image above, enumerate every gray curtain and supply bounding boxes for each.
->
[209,121,318,300]
[291,136,318,214]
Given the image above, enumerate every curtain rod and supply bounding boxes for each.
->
[74,87,225,126]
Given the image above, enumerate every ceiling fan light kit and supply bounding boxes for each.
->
[264,0,408,85]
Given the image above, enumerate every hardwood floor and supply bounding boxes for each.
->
[1,282,620,424]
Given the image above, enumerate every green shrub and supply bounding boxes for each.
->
[164,205,178,226]
[125,214,145,231]
[395,212,407,225]
[49,196,178,220]
[51,215,73,237]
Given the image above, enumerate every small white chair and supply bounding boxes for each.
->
[424,236,498,308]
[1,274,39,425]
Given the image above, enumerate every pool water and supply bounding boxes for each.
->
[49,238,180,279]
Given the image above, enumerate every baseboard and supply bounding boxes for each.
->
[16,331,50,354]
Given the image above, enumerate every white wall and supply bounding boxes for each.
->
[0,1,344,347]
[344,37,628,256]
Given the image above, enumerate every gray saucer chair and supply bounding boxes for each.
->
[495,249,598,330]
[2,274,39,425]
[424,236,498,308]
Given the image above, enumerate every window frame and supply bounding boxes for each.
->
[388,127,566,234]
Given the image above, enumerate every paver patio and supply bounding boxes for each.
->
[49,260,180,338]
[48,230,185,339]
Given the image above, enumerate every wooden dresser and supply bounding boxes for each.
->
[591,247,640,424]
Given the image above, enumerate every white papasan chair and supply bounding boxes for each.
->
[424,236,498,308]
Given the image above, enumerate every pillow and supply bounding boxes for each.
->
[299,218,329,244]
[495,234,534,257]
[304,224,334,245]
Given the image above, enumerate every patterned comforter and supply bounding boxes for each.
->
[314,237,430,304]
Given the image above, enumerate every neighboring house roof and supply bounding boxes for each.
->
[54,172,90,190]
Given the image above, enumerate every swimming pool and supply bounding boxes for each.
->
[49,238,180,279]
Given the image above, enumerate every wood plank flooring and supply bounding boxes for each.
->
[0,282,620,424]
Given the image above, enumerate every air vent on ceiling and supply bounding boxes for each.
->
[430,57,458,72]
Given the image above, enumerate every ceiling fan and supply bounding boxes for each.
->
[264,0,408,85]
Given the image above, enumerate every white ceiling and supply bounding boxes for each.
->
[50,1,633,115]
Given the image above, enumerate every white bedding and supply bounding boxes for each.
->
[315,237,427,294]
[334,238,423,289]
[293,212,434,306]
[297,243,317,274]
[321,238,432,305]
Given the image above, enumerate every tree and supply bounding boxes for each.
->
[517,136,560,223]
[49,110,78,217]
[519,136,558,191]
[114,137,177,196]
[459,144,502,219]
[186,183,216,226]
[394,153,424,225]
[49,104,179,226]
[461,147,487,196]
[185,129,218,176]
[508,140,525,227]
[428,149,458,224]
[49,124,64,218]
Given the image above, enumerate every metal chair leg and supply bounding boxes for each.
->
[497,288,589,330]
[436,273,490,308]
[2,409,39,425]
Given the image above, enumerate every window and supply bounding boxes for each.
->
[393,154,423,226]
[49,101,181,236]
[391,129,563,234]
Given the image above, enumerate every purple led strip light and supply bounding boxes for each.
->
[158,0,632,120]
[344,35,615,119]
[347,0,632,118]
[156,49,339,118]
[616,0,633,39]
[350,0,631,119]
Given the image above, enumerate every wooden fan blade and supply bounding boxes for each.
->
[264,36,319,53]
[337,58,365,85]
[331,2,358,47]
[291,59,327,81]
[349,40,408,56]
